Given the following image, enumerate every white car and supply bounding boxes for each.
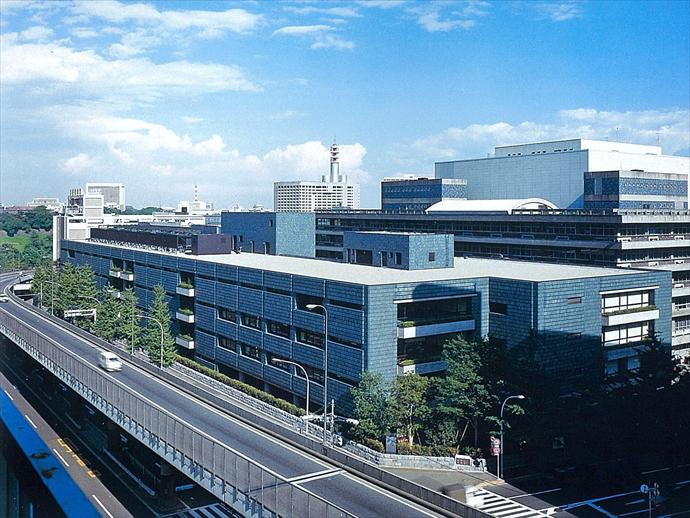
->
[0,295,9,303]
[97,351,123,372]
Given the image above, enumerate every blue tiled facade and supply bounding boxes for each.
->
[584,171,688,210]
[220,212,315,257]
[343,232,454,269]
[381,178,467,212]
[61,239,672,414]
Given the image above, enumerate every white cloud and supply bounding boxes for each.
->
[407,1,490,33]
[285,6,362,18]
[47,107,369,206]
[70,27,99,39]
[533,2,583,22]
[410,108,690,161]
[60,152,95,174]
[18,25,53,41]
[71,1,261,35]
[0,37,261,97]
[181,116,203,124]
[273,24,354,50]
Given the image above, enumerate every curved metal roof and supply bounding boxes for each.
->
[425,198,558,214]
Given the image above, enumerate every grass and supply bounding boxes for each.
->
[0,232,52,252]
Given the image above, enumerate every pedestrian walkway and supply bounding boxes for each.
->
[161,503,240,518]
[472,488,555,518]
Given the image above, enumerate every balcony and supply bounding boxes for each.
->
[121,271,134,281]
[176,309,195,323]
[673,304,690,317]
[176,335,195,350]
[397,358,447,376]
[176,284,195,297]
[109,268,122,278]
[672,331,690,348]
[397,315,475,339]
[601,306,659,327]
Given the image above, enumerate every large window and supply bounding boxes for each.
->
[294,364,324,384]
[267,320,290,338]
[218,308,236,322]
[240,313,261,329]
[240,343,261,361]
[218,336,236,351]
[296,328,325,348]
[603,321,652,347]
[602,290,653,314]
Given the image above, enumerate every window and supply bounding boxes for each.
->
[428,252,436,262]
[566,332,582,343]
[240,343,261,361]
[489,302,508,315]
[602,290,652,314]
[240,313,261,329]
[294,364,324,384]
[395,252,402,265]
[218,336,236,351]
[296,328,325,348]
[266,353,289,371]
[218,308,236,322]
[267,320,290,338]
[567,296,582,304]
[295,293,322,311]
[603,321,652,346]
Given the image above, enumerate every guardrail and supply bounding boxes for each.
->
[0,310,353,518]
[1,291,490,518]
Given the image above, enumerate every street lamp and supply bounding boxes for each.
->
[44,279,64,316]
[136,314,164,369]
[498,394,525,480]
[271,358,310,419]
[305,303,329,446]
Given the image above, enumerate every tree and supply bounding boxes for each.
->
[117,288,141,351]
[142,285,176,366]
[93,287,122,341]
[433,335,493,449]
[351,372,392,442]
[390,373,430,446]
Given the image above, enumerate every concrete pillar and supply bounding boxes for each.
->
[157,463,177,504]
[105,421,121,453]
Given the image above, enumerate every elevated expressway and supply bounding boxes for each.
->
[0,274,483,518]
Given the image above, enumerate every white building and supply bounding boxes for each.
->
[274,142,360,212]
[27,197,63,212]
[435,139,689,209]
[86,183,126,211]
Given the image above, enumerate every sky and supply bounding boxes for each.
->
[0,0,688,209]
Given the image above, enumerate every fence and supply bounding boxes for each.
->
[0,310,352,518]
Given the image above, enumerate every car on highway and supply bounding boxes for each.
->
[0,295,9,303]
[97,351,123,372]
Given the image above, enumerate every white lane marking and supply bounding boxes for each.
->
[287,468,341,482]
[92,494,115,518]
[474,489,550,517]
[7,297,431,516]
[3,388,14,401]
[618,509,649,517]
[512,487,562,499]
[342,472,439,518]
[53,448,70,467]
[24,414,37,429]
[641,467,671,475]
[562,490,640,509]
[292,470,344,485]
[625,499,645,506]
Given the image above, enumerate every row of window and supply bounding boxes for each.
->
[601,290,652,313]
[602,321,652,347]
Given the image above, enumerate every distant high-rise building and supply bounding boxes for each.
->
[274,141,360,212]
[86,182,126,211]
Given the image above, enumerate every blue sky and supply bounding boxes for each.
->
[1,0,688,208]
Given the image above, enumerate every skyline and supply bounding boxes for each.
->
[1,0,689,209]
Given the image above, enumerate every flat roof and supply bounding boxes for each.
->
[84,241,646,285]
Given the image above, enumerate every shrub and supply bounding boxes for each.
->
[178,281,194,289]
[360,437,385,453]
[175,355,305,416]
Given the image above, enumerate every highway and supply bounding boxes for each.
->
[0,274,447,518]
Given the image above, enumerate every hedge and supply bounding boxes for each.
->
[175,355,305,417]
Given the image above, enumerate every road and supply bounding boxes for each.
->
[0,274,446,518]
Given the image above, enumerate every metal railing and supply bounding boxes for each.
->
[0,310,352,518]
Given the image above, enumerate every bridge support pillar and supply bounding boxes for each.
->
[106,421,121,453]
[156,463,177,504]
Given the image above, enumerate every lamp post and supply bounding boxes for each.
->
[498,394,525,480]
[271,358,310,418]
[305,303,329,446]
[137,314,164,369]
[44,279,64,316]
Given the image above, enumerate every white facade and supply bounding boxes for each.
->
[86,183,126,211]
[274,141,360,212]
[27,197,63,212]
[274,181,360,212]
[435,139,689,208]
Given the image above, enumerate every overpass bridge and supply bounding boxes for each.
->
[0,274,486,518]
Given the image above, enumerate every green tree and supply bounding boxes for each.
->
[23,206,53,230]
[390,373,430,446]
[351,371,392,442]
[117,288,141,351]
[93,288,122,341]
[433,335,493,448]
[142,285,176,366]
